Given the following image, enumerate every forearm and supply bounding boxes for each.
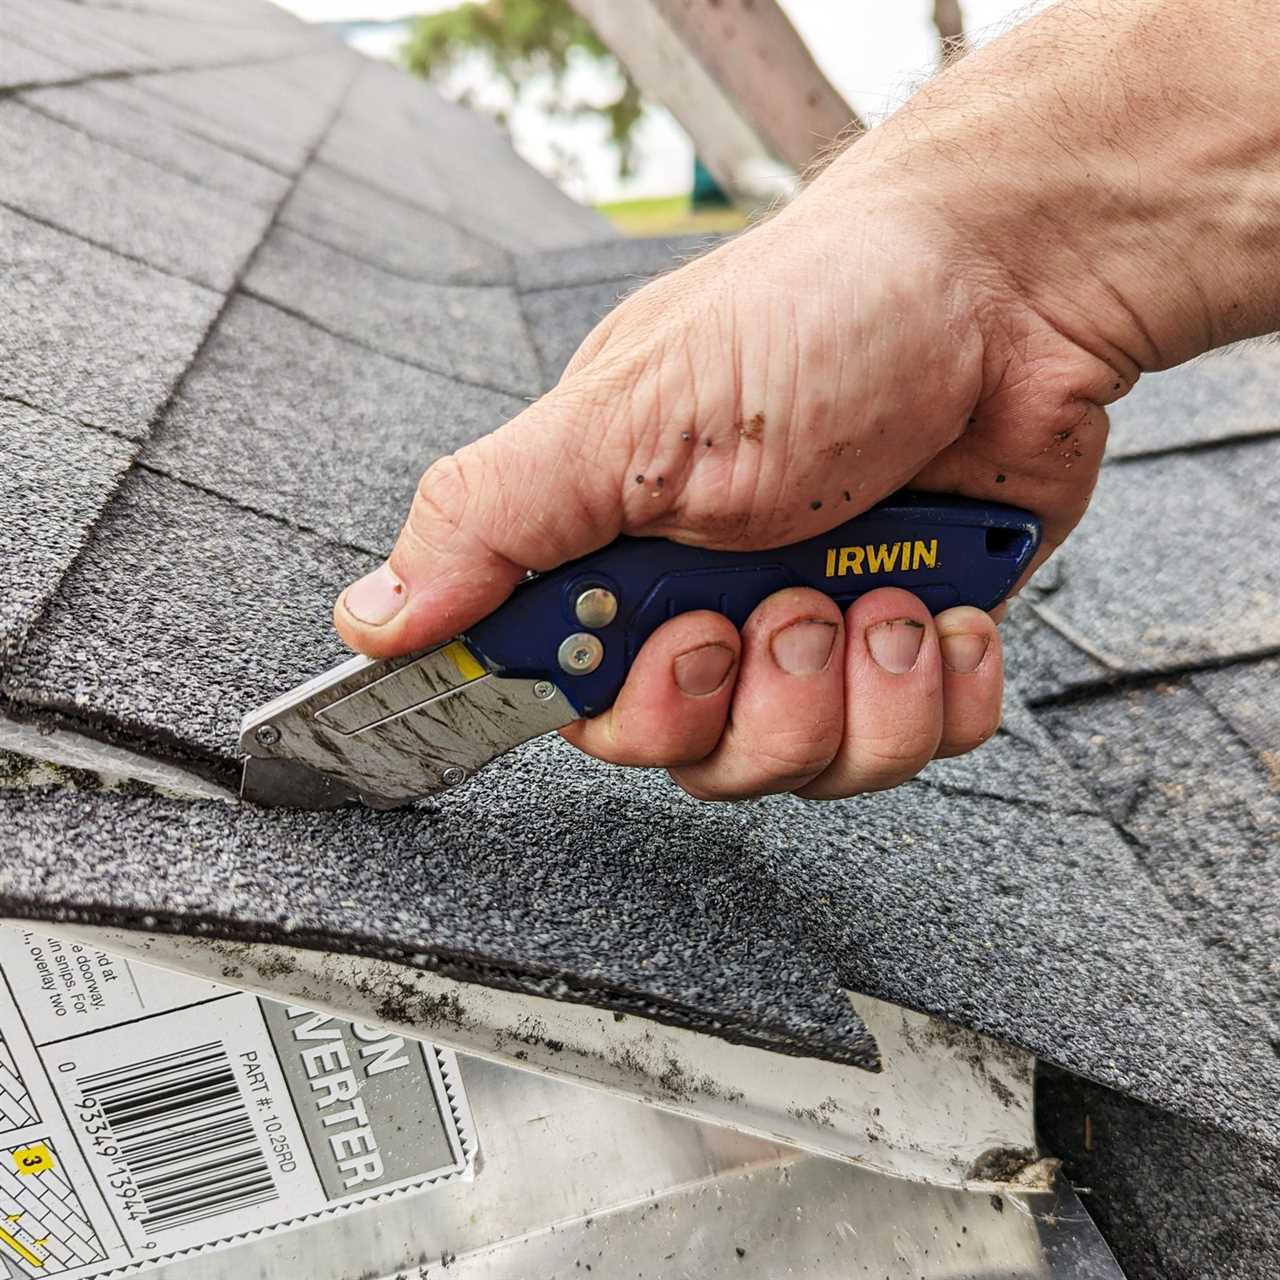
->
[825,0,1280,373]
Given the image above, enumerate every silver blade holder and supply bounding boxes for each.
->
[239,641,576,810]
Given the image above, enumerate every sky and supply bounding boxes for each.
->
[271,1,1052,204]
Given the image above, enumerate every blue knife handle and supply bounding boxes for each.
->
[465,492,1040,718]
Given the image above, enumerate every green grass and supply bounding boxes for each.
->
[596,193,748,237]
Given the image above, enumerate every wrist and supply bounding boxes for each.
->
[824,0,1280,374]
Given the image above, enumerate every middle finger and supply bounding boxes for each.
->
[670,587,845,800]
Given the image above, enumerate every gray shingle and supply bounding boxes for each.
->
[73,0,307,26]
[1004,437,1280,701]
[0,401,135,656]
[0,206,222,437]
[7,0,305,69]
[766,784,1280,1142]
[2,722,1276,1140]
[516,234,719,291]
[521,280,631,386]
[916,693,1098,813]
[278,163,512,283]
[1,3,151,81]
[0,36,80,90]
[319,63,611,251]
[21,82,291,210]
[120,55,354,173]
[4,469,375,760]
[1192,655,1280,760]
[1108,341,1280,459]
[1039,1069,1280,1280]
[145,295,527,552]
[244,226,542,394]
[1038,675,1280,1034]
[0,781,876,1066]
[0,99,272,290]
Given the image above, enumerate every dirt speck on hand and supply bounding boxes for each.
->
[995,473,1006,484]
[635,474,645,484]
[810,499,823,510]
[738,412,765,442]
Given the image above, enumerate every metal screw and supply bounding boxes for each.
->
[558,632,604,675]
[441,766,467,786]
[532,680,557,700]
[574,586,618,629]
[254,724,281,748]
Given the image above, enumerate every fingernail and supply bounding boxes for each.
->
[940,631,989,673]
[867,619,925,673]
[342,563,407,626]
[674,643,735,696]
[771,620,837,675]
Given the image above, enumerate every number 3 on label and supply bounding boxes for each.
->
[13,1144,54,1176]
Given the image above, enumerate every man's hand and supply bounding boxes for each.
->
[333,195,1109,801]
[335,0,1273,800]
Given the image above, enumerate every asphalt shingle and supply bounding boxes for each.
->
[1,2,152,81]
[319,63,612,252]
[1005,436,1280,700]
[119,55,354,173]
[0,206,222,438]
[515,235,718,291]
[20,82,292,210]
[1039,1068,1280,1280]
[1,720,1276,1142]
[1039,675,1280,1035]
[7,0,303,69]
[0,779,876,1067]
[244,226,542,394]
[0,402,135,657]
[278,163,513,283]
[521,280,635,387]
[4,469,376,762]
[0,36,81,90]
[1108,341,1280,459]
[0,98,272,290]
[517,237,721,384]
[144,294,527,552]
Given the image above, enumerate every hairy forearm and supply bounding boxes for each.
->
[826,0,1280,373]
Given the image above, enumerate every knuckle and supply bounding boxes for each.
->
[938,713,1002,759]
[848,734,936,792]
[751,733,839,782]
[405,453,473,553]
[668,770,722,803]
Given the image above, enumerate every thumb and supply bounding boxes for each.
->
[334,390,629,659]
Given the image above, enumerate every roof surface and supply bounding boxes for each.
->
[2,4,1278,1276]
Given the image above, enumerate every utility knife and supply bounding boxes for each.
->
[239,493,1040,810]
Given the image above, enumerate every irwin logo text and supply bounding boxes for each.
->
[824,539,939,577]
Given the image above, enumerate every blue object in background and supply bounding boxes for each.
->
[692,157,732,208]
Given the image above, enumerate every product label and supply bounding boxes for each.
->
[0,928,474,1277]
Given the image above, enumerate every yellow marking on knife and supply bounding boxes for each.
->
[442,641,486,683]
[0,1225,43,1266]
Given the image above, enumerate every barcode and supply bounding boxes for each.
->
[78,1041,277,1234]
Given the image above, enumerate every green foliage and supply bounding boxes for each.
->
[403,0,644,178]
